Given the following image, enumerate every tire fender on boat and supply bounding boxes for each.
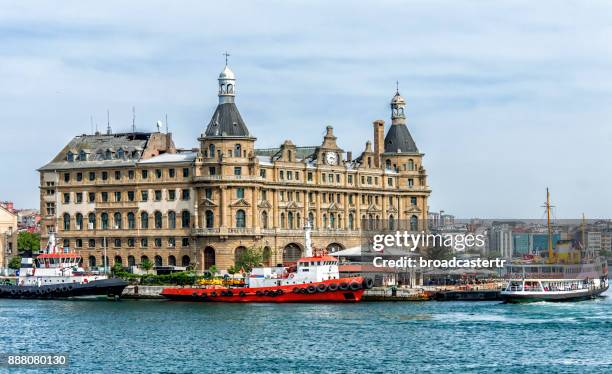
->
[339,282,349,291]
[349,282,362,291]
[316,284,328,293]
[328,283,338,291]
[307,285,317,294]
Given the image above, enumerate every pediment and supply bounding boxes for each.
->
[285,201,301,210]
[229,198,251,208]
[327,202,341,212]
[404,205,422,214]
[258,200,272,209]
[201,198,217,207]
[367,204,381,213]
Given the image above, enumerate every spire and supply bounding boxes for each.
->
[384,85,418,153]
[106,109,112,135]
[218,52,236,105]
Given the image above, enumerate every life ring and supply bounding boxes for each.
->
[307,285,317,294]
[363,278,374,289]
[226,290,234,297]
[349,282,361,291]
[200,292,208,297]
[255,290,263,296]
[289,273,295,279]
[239,291,246,297]
[316,284,328,293]
[210,291,217,297]
[328,283,338,291]
[276,289,284,296]
[339,282,349,291]
[192,292,198,297]
[299,288,307,294]
[292,287,300,294]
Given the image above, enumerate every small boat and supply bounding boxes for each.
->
[161,223,373,302]
[501,189,609,303]
[0,233,128,300]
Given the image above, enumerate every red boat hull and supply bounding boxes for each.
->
[161,277,367,303]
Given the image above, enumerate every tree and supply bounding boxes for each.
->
[234,247,265,273]
[424,244,453,261]
[140,259,153,271]
[209,265,218,275]
[17,232,40,253]
[8,256,21,270]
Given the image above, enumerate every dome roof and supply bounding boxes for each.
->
[219,65,235,80]
[384,123,418,153]
[391,92,405,105]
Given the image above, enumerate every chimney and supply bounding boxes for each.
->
[346,151,352,161]
[373,120,385,166]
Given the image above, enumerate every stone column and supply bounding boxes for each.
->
[219,186,226,227]
[252,186,259,229]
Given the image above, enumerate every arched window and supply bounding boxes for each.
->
[408,159,414,171]
[236,210,246,228]
[323,214,327,228]
[181,255,191,267]
[181,211,191,228]
[88,213,96,230]
[234,144,241,157]
[128,255,136,267]
[308,212,315,228]
[88,256,96,268]
[63,213,71,231]
[155,211,163,229]
[330,214,335,229]
[206,210,215,229]
[282,243,302,264]
[204,247,215,269]
[141,212,149,229]
[297,213,301,228]
[208,144,215,158]
[263,246,272,266]
[261,211,268,229]
[127,212,135,229]
[385,159,391,169]
[75,213,83,230]
[280,213,285,229]
[288,212,294,229]
[227,84,233,93]
[234,246,247,264]
[114,212,122,229]
[168,211,176,229]
[389,215,395,230]
[101,213,109,230]
[154,255,163,267]
[349,213,354,230]
[168,255,176,266]
[140,255,149,265]
[114,256,122,266]
[410,215,418,231]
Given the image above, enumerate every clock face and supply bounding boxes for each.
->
[325,152,338,165]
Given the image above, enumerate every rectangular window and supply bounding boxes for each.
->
[114,238,121,248]
[154,238,162,247]
[102,171,108,181]
[374,177,378,185]
[307,172,313,182]
[348,175,353,184]
[76,193,83,203]
[261,190,267,201]
[127,191,135,201]
[408,179,414,187]
[115,191,121,202]
[89,172,96,181]
[128,238,135,248]
[295,171,300,180]
[260,169,266,178]
[234,167,242,176]
[168,237,176,248]
[367,176,372,184]
[280,170,284,180]
[63,173,70,183]
[328,174,333,183]
[287,171,293,180]
[205,188,212,199]
[88,239,96,248]
[140,238,148,248]
[141,170,148,179]
[101,192,108,202]
[182,168,190,177]
[361,176,365,184]
[155,169,162,179]
[76,172,83,182]
[155,190,162,201]
[280,191,285,202]
[411,197,417,206]
[209,167,216,175]
[181,189,190,200]
[169,168,175,178]
[128,170,135,180]
[388,178,393,186]
[46,202,55,215]
[141,190,148,201]
[88,192,95,203]
[168,189,176,201]
[114,171,121,180]
[237,188,244,199]
[182,237,190,247]
[336,174,340,183]
[63,193,70,204]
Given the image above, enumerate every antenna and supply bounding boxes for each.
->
[396,80,399,94]
[90,115,94,134]
[132,106,136,134]
[106,109,112,135]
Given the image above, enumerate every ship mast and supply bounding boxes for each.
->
[545,188,554,260]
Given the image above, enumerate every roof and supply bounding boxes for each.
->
[255,146,317,163]
[39,132,152,171]
[138,151,196,164]
[204,103,251,137]
[384,124,419,153]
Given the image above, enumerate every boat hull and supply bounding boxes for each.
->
[501,285,608,303]
[0,278,129,300]
[161,277,367,303]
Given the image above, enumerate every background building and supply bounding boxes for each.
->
[0,203,18,270]
[38,63,432,271]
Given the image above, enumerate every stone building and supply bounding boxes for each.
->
[38,63,431,271]
[0,203,18,270]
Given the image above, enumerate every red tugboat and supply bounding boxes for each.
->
[161,224,372,302]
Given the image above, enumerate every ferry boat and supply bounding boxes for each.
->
[501,189,609,303]
[161,224,372,302]
[0,233,128,299]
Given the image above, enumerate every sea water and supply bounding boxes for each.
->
[0,290,610,373]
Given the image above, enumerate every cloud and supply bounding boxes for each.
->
[1,0,612,218]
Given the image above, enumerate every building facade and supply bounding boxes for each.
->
[39,64,431,271]
[0,203,18,270]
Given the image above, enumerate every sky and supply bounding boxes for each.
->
[1,0,611,218]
